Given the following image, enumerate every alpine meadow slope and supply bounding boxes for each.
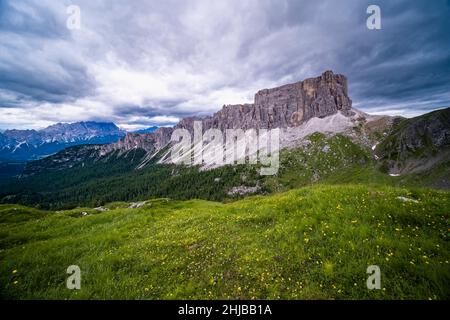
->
[1,185,449,299]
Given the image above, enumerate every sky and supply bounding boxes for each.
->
[0,0,449,131]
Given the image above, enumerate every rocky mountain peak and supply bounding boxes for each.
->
[175,70,352,133]
[101,70,353,156]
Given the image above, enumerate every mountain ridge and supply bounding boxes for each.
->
[0,121,126,161]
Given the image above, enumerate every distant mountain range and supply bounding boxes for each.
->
[0,123,165,161]
[131,126,159,134]
[0,121,127,161]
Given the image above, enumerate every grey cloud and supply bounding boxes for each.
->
[0,0,95,105]
[0,0,69,38]
[118,100,189,118]
[0,0,449,129]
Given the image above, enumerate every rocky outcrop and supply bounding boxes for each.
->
[376,107,450,174]
[377,108,450,158]
[175,70,352,133]
[99,127,173,156]
[99,133,156,156]
[252,70,352,127]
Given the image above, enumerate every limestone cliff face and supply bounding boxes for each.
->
[101,70,352,155]
[251,70,352,128]
[100,127,174,156]
[177,70,352,132]
[100,133,155,156]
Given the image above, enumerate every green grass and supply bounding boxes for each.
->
[273,133,372,190]
[1,184,449,300]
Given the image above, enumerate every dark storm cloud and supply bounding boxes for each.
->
[0,0,67,38]
[0,0,449,129]
[340,0,450,114]
[0,0,95,106]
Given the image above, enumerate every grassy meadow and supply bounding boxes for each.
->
[0,184,449,299]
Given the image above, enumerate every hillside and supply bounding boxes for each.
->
[0,184,449,299]
[376,108,450,179]
[0,159,26,181]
